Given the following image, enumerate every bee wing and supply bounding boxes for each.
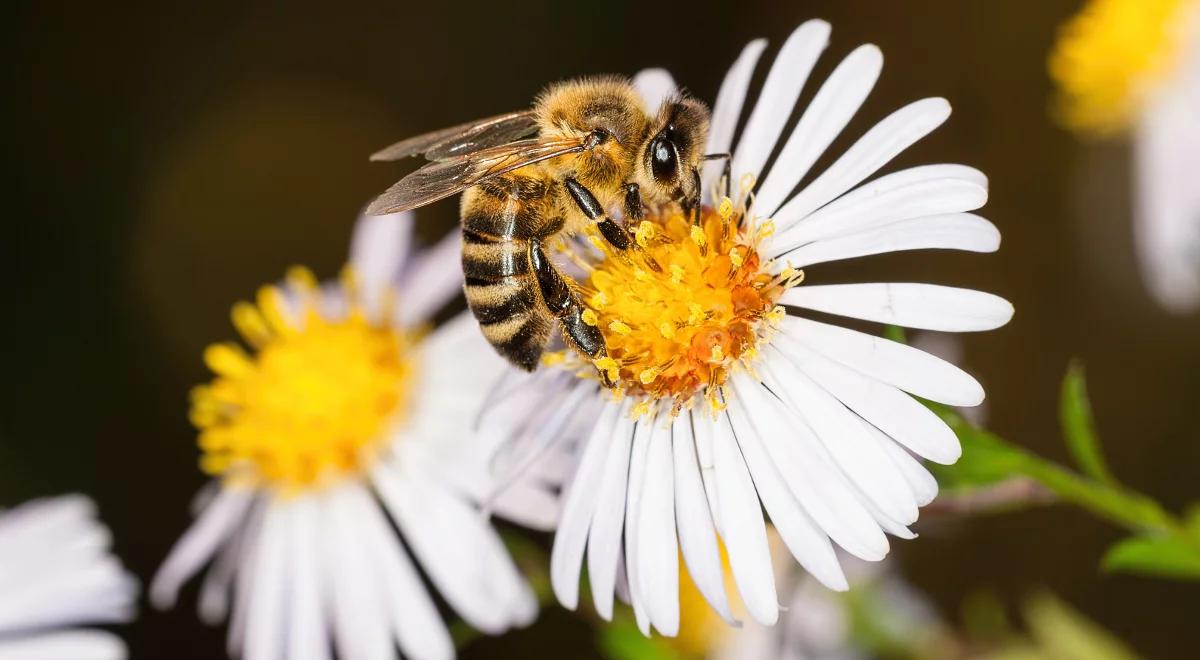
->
[369,110,539,162]
[366,137,586,214]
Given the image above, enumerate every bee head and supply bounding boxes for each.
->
[637,95,710,211]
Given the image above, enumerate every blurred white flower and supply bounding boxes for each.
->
[1051,0,1200,312]
[151,212,557,660]
[0,495,138,660]
[485,19,1010,638]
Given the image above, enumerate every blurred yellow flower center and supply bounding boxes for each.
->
[1049,0,1194,134]
[559,198,798,416]
[190,267,414,490]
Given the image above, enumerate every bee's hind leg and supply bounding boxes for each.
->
[529,238,615,388]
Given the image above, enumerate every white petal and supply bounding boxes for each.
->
[787,213,1000,268]
[1133,28,1200,313]
[349,211,413,321]
[150,486,253,609]
[782,315,985,406]
[350,484,452,660]
[758,354,919,525]
[284,496,331,660]
[688,408,722,532]
[712,408,778,625]
[244,503,288,660]
[772,165,987,253]
[731,20,831,187]
[771,331,961,464]
[198,507,254,625]
[703,38,768,191]
[395,229,462,326]
[0,494,96,544]
[732,371,888,561]
[321,486,394,660]
[672,418,736,622]
[376,465,534,635]
[723,387,848,592]
[781,283,1013,332]
[638,420,679,636]
[774,97,953,226]
[228,501,268,656]
[870,426,939,506]
[755,44,883,217]
[633,68,677,111]
[0,631,126,660]
[587,401,634,620]
[623,416,654,635]
[550,403,619,610]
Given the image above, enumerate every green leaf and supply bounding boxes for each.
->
[1021,592,1140,660]
[929,418,1032,490]
[1102,535,1200,580]
[1183,504,1200,542]
[1060,361,1117,486]
[598,617,676,660]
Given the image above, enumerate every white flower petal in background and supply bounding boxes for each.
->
[153,212,550,660]
[0,495,138,660]
[1051,0,1200,313]
[1134,6,1200,313]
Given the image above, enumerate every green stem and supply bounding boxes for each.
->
[935,407,1185,540]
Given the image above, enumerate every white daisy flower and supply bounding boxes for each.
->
[150,212,558,660]
[1051,0,1200,313]
[475,19,1013,636]
[0,494,138,660]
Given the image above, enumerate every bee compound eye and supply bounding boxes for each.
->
[651,138,679,182]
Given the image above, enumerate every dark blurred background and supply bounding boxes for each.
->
[3,1,1198,657]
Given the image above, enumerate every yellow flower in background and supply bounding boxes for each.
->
[1051,0,1200,313]
[1050,0,1194,135]
[152,212,559,660]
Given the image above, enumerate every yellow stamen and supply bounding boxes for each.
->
[635,221,656,248]
[609,319,633,335]
[570,202,787,413]
[581,309,599,326]
[717,197,734,220]
[192,268,415,491]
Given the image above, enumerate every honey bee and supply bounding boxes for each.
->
[367,77,723,384]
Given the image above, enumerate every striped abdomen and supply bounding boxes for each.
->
[460,175,558,371]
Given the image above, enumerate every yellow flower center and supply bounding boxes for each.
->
[189,267,415,490]
[1049,0,1194,135]
[559,198,798,417]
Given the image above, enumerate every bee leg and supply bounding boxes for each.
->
[529,239,615,388]
[687,167,702,226]
[564,177,661,272]
[701,151,732,199]
[622,183,644,222]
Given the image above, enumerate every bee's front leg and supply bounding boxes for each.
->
[622,182,644,223]
[564,177,660,271]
